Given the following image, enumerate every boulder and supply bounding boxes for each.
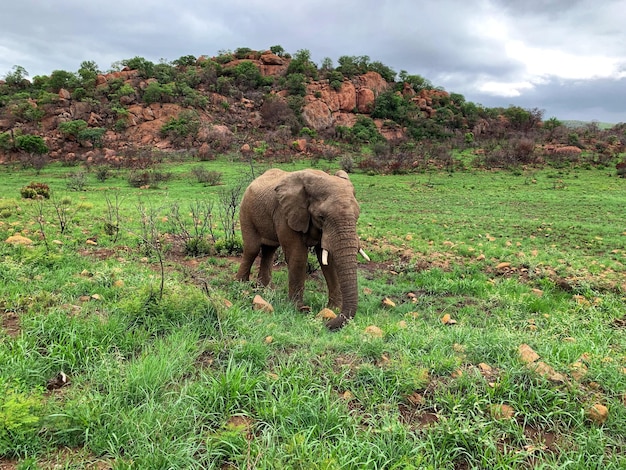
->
[357,88,376,113]
[302,101,333,130]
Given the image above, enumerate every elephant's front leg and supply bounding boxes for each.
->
[315,245,341,310]
[283,242,309,310]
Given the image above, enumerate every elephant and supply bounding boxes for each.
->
[236,168,369,330]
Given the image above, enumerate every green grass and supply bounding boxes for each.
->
[1,158,625,469]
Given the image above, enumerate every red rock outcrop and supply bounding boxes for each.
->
[301,71,389,130]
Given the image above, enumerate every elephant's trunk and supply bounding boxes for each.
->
[324,224,360,330]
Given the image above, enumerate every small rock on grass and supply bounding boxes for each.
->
[518,344,540,364]
[252,295,273,313]
[364,325,383,338]
[317,308,336,320]
[441,314,457,325]
[5,235,33,245]
[586,404,609,424]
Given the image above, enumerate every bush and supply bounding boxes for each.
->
[339,155,355,173]
[77,127,106,148]
[185,237,214,256]
[128,170,173,188]
[0,131,13,150]
[338,117,384,144]
[94,166,111,182]
[214,237,243,256]
[142,81,174,104]
[58,119,88,138]
[191,167,223,185]
[160,110,201,141]
[15,135,48,155]
[65,171,87,191]
[285,73,307,96]
[20,182,50,199]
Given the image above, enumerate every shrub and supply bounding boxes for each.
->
[328,71,344,91]
[142,81,174,104]
[0,131,13,151]
[122,56,155,78]
[260,95,297,129]
[343,117,384,144]
[128,170,172,188]
[94,166,111,182]
[160,110,201,141]
[285,73,307,96]
[20,182,50,199]
[77,128,106,148]
[339,155,355,173]
[270,45,285,57]
[214,237,243,256]
[58,119,88,138]
[65,171,87,191]
[185,237,214,256]
[15,134,48,155]
[191,167,223,185]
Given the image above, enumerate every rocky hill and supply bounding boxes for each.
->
[1,48,623,170]
[0,49,470,164]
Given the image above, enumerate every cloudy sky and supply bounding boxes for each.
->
[2,0,625,123]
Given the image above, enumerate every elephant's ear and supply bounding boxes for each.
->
[275,174,310,232]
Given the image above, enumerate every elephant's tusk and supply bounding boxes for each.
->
[321,249,329,265]
[359,248,370,262]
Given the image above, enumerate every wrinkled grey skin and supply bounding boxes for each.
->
[236,168,362,330]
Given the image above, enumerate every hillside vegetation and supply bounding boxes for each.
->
[1,46,625,174]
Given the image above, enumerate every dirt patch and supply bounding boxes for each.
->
[398,403,439,429]
[0,459,18,470]
[1,311,20,337]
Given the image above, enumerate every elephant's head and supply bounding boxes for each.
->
[275,169,363,329]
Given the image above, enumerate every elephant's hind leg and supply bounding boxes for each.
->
[258,244,278,286]
[236,240,260,282]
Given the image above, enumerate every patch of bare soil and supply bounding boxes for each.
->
[0,459,18,470]
[1,310,20,337]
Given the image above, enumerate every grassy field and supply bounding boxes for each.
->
[0,157,625,469]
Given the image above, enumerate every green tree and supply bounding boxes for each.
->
[47,69,78,92]
[503,106,543,132]
[398,71,432,92]
[270,45,285,57]
[320,57,334,73]
[77,60,100,87]
[285,73,307,96]
[172,55,197,67]
[122,56,155,78]
[328,71,344,91]
[234,47,253,59]
[286,49,317,78]
[337,55,371,78]
[543,117,562,132]
[3,65,29,88]
[372,91,414,124]
[232,61,263,90]
[160,110,201,140]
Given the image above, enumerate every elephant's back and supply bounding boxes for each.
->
[241,169,285,211]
